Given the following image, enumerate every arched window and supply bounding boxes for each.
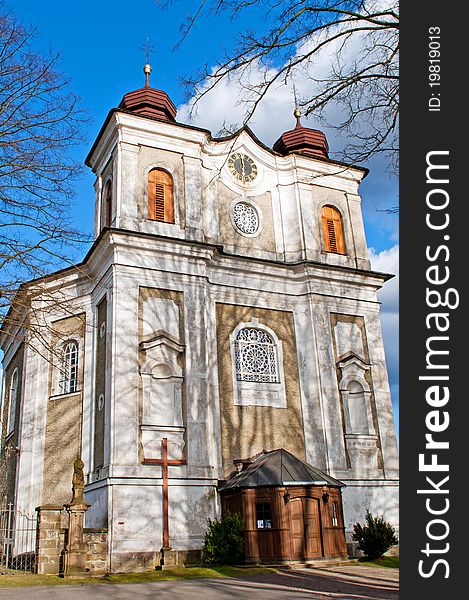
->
[7,368,18,434]
[321,205,345,254]
[230,319,286,408]
[234,327,279,383]
[59,340,79,394]
[347,380,369,434]
[148,168,174,223]
[103,180,112,227]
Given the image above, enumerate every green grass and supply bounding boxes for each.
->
[0,565,277,588]
[102,565,275,584]
[356,556,400,568]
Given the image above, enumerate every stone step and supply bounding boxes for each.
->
[287,558,357,569]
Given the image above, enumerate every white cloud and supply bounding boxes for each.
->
[369,244,399,313]
[177,68,295,146]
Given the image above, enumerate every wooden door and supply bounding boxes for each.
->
[290,499,305,559]
[289,498,323,560]
[304,498,322,558]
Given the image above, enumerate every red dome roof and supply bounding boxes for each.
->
[273,116,329,159]
[118,64,177,121]
[119,86,177,121]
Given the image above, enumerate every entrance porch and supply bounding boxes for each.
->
[219,449,347,563]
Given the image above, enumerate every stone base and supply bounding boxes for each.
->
[36,562,62,576]
[61,572,92,579]
[84,528,108,574]
[109,549,201,573]
[159,546,174,570]
[62,548,87,577]
[346,541,364,558]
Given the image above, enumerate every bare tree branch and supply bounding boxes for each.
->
[0,8,92,332]
[156,0,399,174]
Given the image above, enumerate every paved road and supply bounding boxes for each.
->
[0,566,399,599]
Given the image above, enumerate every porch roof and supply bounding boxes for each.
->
[219,448,345,491]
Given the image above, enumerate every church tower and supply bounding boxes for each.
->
[0,64,398,570]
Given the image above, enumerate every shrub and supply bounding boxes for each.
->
[352,510,398,560]
[201,512,245,565]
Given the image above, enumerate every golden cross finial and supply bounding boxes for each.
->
[141,37,154,87]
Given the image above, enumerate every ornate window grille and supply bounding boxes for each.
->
[59,340,79,394]
[234,327,279,383]
[232,201,259,235]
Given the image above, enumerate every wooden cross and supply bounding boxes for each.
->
[143,437,186,548]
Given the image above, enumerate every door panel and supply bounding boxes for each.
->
[290,499,305,559]
[304,498,322,558]
[289,498,323,559]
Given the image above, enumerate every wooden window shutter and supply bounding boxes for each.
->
[148,169,174,223]
[321,206,345,254]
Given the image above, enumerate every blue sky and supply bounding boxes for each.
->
[6,0,399,432]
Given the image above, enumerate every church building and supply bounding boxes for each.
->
[0,64,399,571]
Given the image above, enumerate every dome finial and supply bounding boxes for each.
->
[293,106,302,126]
[144,62,152,88]
[292,83,302,127]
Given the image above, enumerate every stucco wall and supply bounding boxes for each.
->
[216,303,305,475]
[42,314,86,505]
[138,287,185,342]
[217,182,276,253]
[42,394,82,505]
[137,145,186,226]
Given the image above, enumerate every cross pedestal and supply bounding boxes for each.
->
[61,457,91,578]
[62,499,91,577]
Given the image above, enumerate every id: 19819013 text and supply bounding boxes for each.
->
[428,27,441,112]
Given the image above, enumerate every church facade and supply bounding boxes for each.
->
[0,68,398,571]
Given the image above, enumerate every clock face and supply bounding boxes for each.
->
[228,153,258,183]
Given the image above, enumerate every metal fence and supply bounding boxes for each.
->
[0,502,37,573]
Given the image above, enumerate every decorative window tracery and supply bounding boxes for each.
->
[234,328,279,383]
[59,340,79,394]
[230,318,286,408]
[232,201,259,235]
